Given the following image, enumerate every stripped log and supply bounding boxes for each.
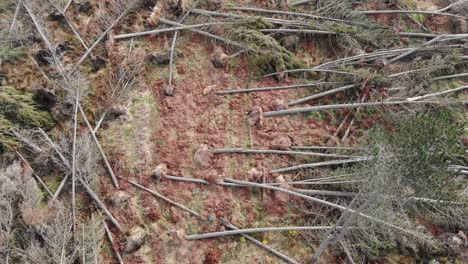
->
[186,226,342,240]
[159,18,250,50]
[263,100,453,117]
[78,104,119,188]
[288,84,360,106]
[224,179,419,236]
[163,175,210,185]
[37,129,123,233]
[215,82,338,94]
[406,85,468,101]
[113,22,231,40]
[220,219,300,264]
[16,151,54,197]
[213,148,358,159]
[228,6,349,23]
[271,157,371,173]
[121,177,202,218]
[293,189,356,197]
[354,10,468,20]
[291,146,364,151]
[104,221,124,264]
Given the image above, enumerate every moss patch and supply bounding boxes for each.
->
[0,86,55,153]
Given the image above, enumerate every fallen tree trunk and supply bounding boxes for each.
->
[406,85,468,101]
[224,179,420,237]
[293,189,357,197]
[113,22,231,40]
[78,104,119,188]
[220,219,300,264]
[104,221,124,264]
[121,177,202,219]
[271,157,370,173]
[263,100,454,117]
[288,84,360,106]
[159,18,250,50]
[354,10,468,20]
[215,82,338,94]
[291,146,364,151]
[213,148,358,158]
[228,6,349,23]
[163,175,210,185]
[186,225,343,240]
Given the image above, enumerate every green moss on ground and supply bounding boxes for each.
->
[0,86,55,153]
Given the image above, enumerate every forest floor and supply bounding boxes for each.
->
[2,0,466,263]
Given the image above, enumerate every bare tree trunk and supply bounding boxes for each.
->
[215,82,337,94]
[122,177,202,219]
[220,219,300,264]
[78,104,119,188]
[288,84,359,106]
[186,226,342,240]
[16,151,54,197]
[71,88,80,233]
[159,18,250,50]
[213,148,358,158]
[228,6,349,23]
[224,179,420,237]
[264,100,451,117]
[354,10,468,20]
[104,221,124,264]
[271,157,370,173]
[113,22,230,40]
[37,129,123,232]
[406,85,468,101]
[163,175,210,185]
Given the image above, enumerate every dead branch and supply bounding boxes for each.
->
[271,157,370,173]
[215,82,338,94]
[213,148,358,158]
[288,84,359,106]
[121,177,202,219]
[186,225,342,240]
[220,219,300,264]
